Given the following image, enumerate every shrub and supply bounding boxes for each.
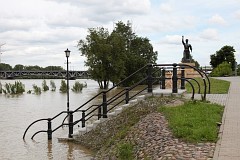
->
[59,80,67,93]
[33,84,41,95]
[71,81,87,92]
[42,80,49,91]
[2,81,25,94]
[210,61,232,77]
[50,80,56,91]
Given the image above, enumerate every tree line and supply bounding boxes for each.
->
[0,63,64,71]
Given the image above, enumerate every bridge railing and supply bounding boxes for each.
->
[23,63,210,140]
[0,70,90,79]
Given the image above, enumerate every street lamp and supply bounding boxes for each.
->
[65,48,71,112]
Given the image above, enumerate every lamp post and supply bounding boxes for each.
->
[65,48,71,112]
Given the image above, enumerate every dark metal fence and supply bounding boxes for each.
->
[23,63,210,140]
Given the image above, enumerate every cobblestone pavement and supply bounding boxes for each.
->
[125,112,216,160]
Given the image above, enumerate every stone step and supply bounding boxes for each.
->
[115,107,123,115]
[129,99,138,105]
[86,124,94,132]
[72,131,80,139]
[93,120,101,128]
[107,111,116,118]
[136,95,145,101]
[99,118,107,123]
[77,127,87,136]
[121,103,130,109]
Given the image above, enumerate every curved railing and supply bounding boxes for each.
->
[23,63,210,140]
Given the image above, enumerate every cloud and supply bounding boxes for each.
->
[160,35,182,45]
[208,14,227,25]
[159,3,173,13]
[1,0,240,68]
[199,29,219,40]
[234,10,240,20]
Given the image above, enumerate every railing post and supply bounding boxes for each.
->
[161,68,166,89]
[147,64,153,93]
[180,67,185,89]
[125,87,129,104]
[102,91,107,118]
[82,110,86,128]
[172,63,178,93]
[47,118,52,140]
[68,111,73,138]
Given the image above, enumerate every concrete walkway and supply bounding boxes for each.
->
[213,77,240,160]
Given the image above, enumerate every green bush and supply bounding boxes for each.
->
[210,61,232,77]
[59,80,67,93]
[42,80,49,91]
[33,84,41,95]
[50,80,56,91]
[2,81,25,94]
[71,81,87,93]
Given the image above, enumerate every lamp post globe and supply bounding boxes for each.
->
[65,48,70,58]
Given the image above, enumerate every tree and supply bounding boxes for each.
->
[13,64,25,71]
[43,66,64,71]
[25,65,42,71]
[77,21,158,88]
[113,21,158,86]
[78,27,112,89]
[0,63,12,70]
[210,45,236,70]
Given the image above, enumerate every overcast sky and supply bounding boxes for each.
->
[0,0,240,70]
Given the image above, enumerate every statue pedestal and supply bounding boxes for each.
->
[180,63,200,78]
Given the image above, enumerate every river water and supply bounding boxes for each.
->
[0,79,106,160]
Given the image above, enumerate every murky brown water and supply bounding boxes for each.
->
[0,79,102,160]
[0,79,148,160]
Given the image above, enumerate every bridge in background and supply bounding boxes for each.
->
[0,70,90,79]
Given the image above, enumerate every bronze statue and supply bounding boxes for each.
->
[182,36,192,63]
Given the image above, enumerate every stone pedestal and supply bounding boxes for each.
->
[180,63,200,78]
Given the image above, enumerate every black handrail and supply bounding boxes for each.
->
[153,63,209,99]
[185,79,195,100]
[23,118,49,139]
[186,78,201,94]
[23,63,210,140]
[31,130,47,139]
[177,63,210,94]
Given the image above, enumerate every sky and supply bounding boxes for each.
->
[0,0,240,70]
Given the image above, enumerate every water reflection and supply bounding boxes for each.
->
[47,141,53,160]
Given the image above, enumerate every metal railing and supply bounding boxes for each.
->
[23,63,210,140]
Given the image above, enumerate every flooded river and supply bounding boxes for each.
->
[0,79,103,160]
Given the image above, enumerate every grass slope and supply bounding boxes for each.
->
[159,100,224,143]
[186,77,230,94]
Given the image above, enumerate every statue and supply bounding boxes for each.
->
[182,36,192,63]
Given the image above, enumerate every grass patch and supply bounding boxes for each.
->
[117,142,134,160]
[158,100,224,143]
[186,77,230,94]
